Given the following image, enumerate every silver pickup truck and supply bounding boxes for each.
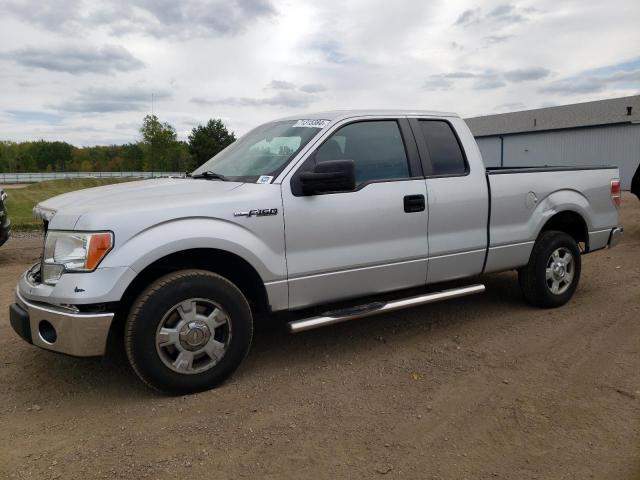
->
[9,110,623,393]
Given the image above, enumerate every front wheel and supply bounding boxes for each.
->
[518,231,581,308]
[124,270,253,394]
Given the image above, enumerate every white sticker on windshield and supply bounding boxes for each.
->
[257,175,273,184]
[292,119,330,128]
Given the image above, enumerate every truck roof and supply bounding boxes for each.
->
[274,109,459,122]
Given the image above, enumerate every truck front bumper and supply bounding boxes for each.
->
[9,289,114,357]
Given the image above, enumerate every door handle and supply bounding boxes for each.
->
[404,194,425,213]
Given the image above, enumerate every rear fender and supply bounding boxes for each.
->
[484,189,591,273]
[532,189,592,238]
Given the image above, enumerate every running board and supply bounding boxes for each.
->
[288,284,486,333]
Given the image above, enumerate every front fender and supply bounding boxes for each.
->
[101,217,287,283]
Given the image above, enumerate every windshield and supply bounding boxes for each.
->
[192,119,329,182]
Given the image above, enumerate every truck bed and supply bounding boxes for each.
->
[483,164,620,273]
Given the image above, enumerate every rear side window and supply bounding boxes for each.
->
[419,120,467,175]
[315,120,410,185]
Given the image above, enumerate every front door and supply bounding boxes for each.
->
[281,118,429,309]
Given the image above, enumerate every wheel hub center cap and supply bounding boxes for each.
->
[179,321,211,351]
[553,262,566,279]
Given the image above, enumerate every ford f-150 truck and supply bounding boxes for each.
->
[9,110,623,394]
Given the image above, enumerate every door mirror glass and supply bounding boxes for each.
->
[299,159,356,195]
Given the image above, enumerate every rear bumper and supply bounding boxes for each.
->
[608,227,623,248]
[9,289,114,357]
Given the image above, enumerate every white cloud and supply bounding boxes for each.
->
[2,44,144,74]
[53,86,171,112]
[3,0,276,38]
[0,0,638,145]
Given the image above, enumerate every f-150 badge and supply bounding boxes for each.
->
[234,209,278,217]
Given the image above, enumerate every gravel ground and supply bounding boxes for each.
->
[0,194,639,479]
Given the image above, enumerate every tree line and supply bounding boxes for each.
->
[0,116,236,173]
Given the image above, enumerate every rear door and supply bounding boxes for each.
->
[409,117,489,283]
[281,118,429,309]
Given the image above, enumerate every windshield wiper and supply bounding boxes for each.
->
[189,170,229,181]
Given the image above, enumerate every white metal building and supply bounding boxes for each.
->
[465,95,640,190]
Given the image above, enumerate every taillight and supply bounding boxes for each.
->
[611,179,621,208]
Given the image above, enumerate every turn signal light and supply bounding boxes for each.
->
[86,232,113,270]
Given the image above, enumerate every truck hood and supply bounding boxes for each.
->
[35,178,243,229]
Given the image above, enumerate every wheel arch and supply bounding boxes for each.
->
[538,210,589,251]
[119,248,270,317]
[104,247,272,353]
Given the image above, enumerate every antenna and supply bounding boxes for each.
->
[151,92,155,177]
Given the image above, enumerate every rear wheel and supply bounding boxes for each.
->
[124,269,253,394]
[518,231,581,308]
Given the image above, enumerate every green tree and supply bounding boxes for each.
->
[27,140,73,171]
[15,144,37,172]
[0,132,173,173]
[120,143,144,171]
[140,114,182,172]
[0,142,17,172]
[80,160,93,172]
[188,119,236,168]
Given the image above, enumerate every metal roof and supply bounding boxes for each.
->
[465,95,640,137]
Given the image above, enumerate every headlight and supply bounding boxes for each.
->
[42,231,113,285]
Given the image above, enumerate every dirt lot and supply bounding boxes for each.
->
[0,195,639,480]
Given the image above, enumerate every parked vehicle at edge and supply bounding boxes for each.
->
[0,188,10,247]
[9,110,623,394]
[632,165,640,200]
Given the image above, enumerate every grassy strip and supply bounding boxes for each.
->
[3,178,135,230]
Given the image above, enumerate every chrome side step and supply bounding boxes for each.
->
[288,284,486,333]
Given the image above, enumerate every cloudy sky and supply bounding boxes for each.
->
[1,0,639,145]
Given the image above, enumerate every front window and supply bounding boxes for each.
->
[314,120,410,186]
[192,120,328,182]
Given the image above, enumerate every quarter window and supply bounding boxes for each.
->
[315,121,410,185]
[419,120,467,175]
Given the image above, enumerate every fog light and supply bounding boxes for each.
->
[42,263,64,285]
[38,320,57,344]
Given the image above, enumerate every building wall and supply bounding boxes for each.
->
[476,123,640,189]
[476,137,502,168]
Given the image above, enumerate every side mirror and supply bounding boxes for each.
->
[299,159,356,195]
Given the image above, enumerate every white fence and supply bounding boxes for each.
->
[0,171,184,184]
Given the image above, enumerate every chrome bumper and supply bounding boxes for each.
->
[608,227,623,248]
[11,290,114,357]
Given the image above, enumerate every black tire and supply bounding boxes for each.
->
[518,230,581,308]
[124,269,253,394]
